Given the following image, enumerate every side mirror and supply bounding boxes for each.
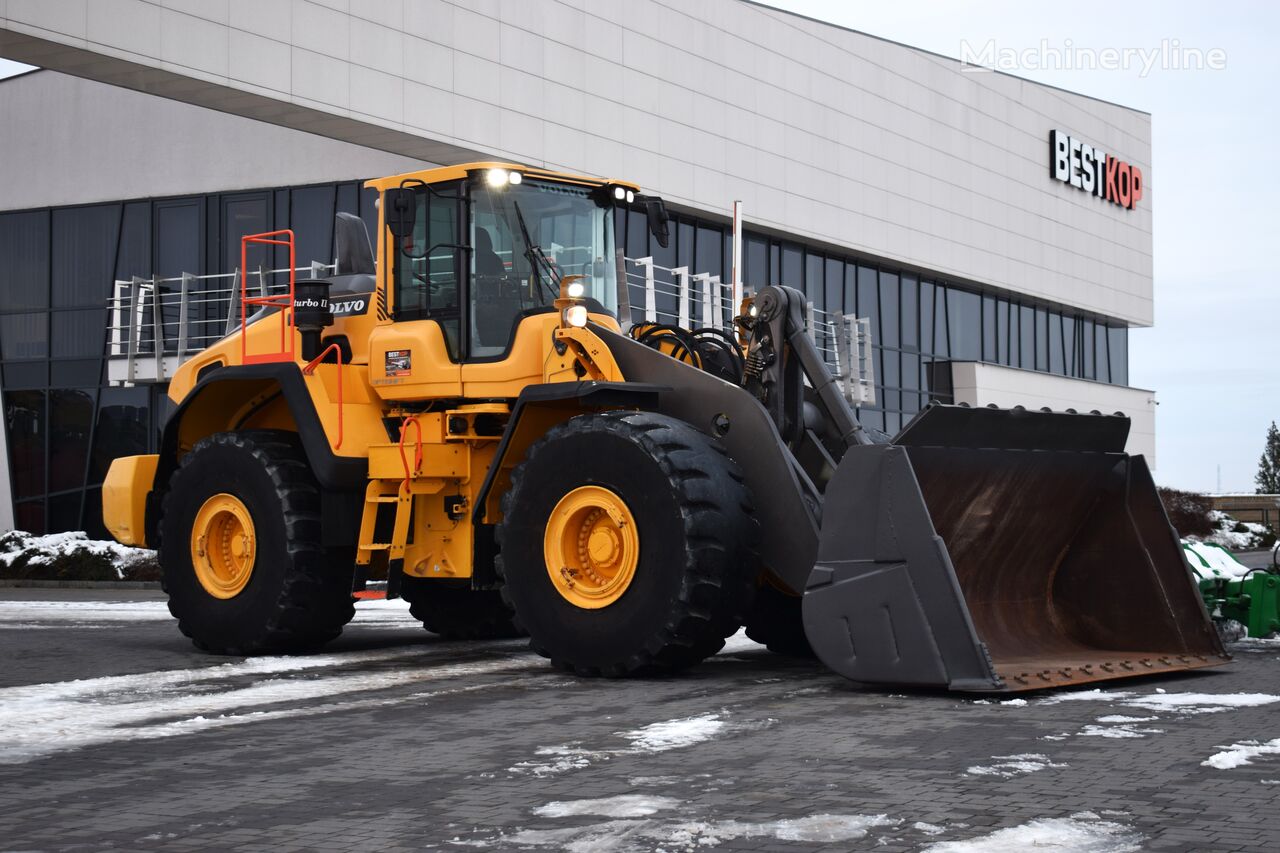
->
[384,187,417,240]
[638,195,670,249]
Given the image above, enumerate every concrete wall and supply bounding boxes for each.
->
[0,0,1153,325]
[0,70,431,210]
[950,361,1157,465]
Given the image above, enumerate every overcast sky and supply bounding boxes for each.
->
[2,4,1276,491]
[760,0,1278,493]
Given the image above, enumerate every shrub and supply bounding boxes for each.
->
[0,531,159,582]
[1158,487,1214,537]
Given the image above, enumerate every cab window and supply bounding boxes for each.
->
[393,182,463,358]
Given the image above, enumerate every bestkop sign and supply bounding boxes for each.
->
[1050,129,1144,210]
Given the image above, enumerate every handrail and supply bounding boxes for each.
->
[301,344,344,450]
[240,230,296,365]
[398,416,424,487]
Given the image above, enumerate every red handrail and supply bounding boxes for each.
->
[240,229,296,365]
[301,343,343,449]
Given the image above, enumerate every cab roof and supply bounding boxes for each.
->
[364,162,642,193]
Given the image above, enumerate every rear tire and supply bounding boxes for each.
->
[158,430,355,655]
[496,411,758,676]
[400,578,523,639]
[745,581,815,657]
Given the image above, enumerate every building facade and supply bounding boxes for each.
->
[0,0,1156,536]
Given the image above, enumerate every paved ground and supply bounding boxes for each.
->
[1,590,1279,852]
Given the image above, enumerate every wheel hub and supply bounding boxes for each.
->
[544,485,639,609]
[190,493,256,599]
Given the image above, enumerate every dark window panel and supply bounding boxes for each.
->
[52,309,106,358]
[857,266,879,344]
[52,206,121,309]
[3,362,47,388]
[878,271,899,348]
[825,258,843,314]
[882,346,900,390]
[626,207,649,259]
[744,234,767,292]
[920,280,934,355]
[996,297,1010,365]
[48,492,83,535]
[90,386,150,483]
[947,287,980,361]
[1019,304,1034,369]
[695,224,723,280]
[6,390,46,500]
[901,352,921,392]
[335,183,360,219]
[82,486,108,539]
[14,500,44,535]
[933,284,949,357]
[221,193,272,276]
[0,210,50,311]
[676,220,695,271]
[1109,326,1129,385]
[1062,314,1077,376]
[861,407,885,433]
[359,185,380,250]
[900,274,918,351]
[805,252,824,310]
[51,359,103,387]
[1095,321,1110,383]
[780,243,802,290]
[1049,312,1064,374]
[1082,319,1095,379]
[274,189,290,270]
[0,313,48,360]
[153,199,202,279]
[49,389,95,493]
[115,202,152,282]
[769,242,780,286]
[844,262,857,316]
[649,215,676,268]
[1035,308,1048,371]
[981,295,996,362]
[291,185,337,270]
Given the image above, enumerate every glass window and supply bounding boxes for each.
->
[52,206,121,309]
[49,389,95,493]
[677,220,695,270]
[995,298,1010,365]
[857,266,879,344]
[981,295,997,362]
[878,271,899,348]
[1034,308,1048,371]
[153,199,202,279]
[1095,322,1110,383]
[1062,314,1077,376]
[0,211,50,312]
[900,275,918,351]
[769,242,780,287]
[1082,319,1095,379]
[901,352,921,392]
[1019,305,1034,369]
[744,234,767,292]
[933,284,949,357]
[825,258,843,315]
[51,360,102,387]
[1049,312,1064,374]
[1108,326,1129,385]
[844,262,857,315]
[6,390,46,500]
[115,202,152,282]
[0,313,48,360]
[780,243,802,290]
[290,185,337,271]
[805,252,825,310]
[221,193,271,276]
[15,500,44,535]
[695,225,723,282]
[625,207,649,259]
[52,309,106,358]
[947,288,980,361]
[920,280,935,355]
[90,386,150,483]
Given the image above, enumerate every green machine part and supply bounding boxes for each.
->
[1184,541,1280,638]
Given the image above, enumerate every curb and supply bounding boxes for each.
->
[0,579,163,590]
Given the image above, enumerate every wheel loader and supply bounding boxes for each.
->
[102,162,1228,691]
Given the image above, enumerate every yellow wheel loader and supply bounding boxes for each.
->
[102,162,1228,690]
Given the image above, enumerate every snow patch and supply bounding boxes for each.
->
[0,530,154,577]
[923,813,1142,852]
[624,713,724,752]
[1187,512,1274,551]
[965,753,1065,778]
[1182,538,1253,579]
[1076,724,1163,739]
[1202,737,1280,770]
[914,822,947,836]
[1119,692,1280,715]
[534,795,680,818]
[1038,689,1134,705]
[999,698,1028,706]
[1095,715,1158,723]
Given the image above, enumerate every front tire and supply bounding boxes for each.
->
[158,430,355,654]
[496,411,758,676]
[400,578,523,639]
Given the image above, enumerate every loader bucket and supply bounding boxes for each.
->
[802,404,1229,692]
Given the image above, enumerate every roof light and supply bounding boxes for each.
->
[567,281,585,298]
[485,168,510,187]
[613,186,626,200]
[508,171,522,185]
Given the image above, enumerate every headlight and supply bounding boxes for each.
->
[508,171,522,185]
[485,168,509,187]
[566,281,585,298]
[613,186,626,201]
[625,190,634,203]
[564,305,588,327]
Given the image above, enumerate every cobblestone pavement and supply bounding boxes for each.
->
[1,590,1278,852]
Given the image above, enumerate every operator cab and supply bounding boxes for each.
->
[384,165,666,363]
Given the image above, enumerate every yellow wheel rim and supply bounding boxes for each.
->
[544,485,640,609]
[190,493,256,599]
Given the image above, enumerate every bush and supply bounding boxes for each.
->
[0,530,159,582]
[1158,487,1214,537]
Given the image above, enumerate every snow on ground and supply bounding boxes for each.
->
[1202,737,1280,770]
[1186,511,1274,551]
[0,530,155,577]
[533,795,681,818]
[489,813,900,852]
[0,597,424,631]
[0,638,540,763]
[922,812,1143,853]
[914,821,947,836]
[965,753,1065,778]
[508,711,775,777]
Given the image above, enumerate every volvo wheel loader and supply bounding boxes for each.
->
[102,162,1228,691]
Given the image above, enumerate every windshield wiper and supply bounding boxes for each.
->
[511,199,561,303]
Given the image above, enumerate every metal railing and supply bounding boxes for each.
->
[106,261,333,384]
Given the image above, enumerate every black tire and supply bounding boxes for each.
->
[745,581,815,657]
[157,430,355,655]
[496,410,758,676]
[400,577,524,639]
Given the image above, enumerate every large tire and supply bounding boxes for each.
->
[496,410,758,676]
[400,577,523,639]
[745,581,815,657]
[158,430,355,654]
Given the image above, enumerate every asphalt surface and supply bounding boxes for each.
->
[1,589,1278,852]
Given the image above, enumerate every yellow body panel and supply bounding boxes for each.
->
[103,455,159,547]
[368,321,462,400]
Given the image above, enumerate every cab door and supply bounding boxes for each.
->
[368,181,465,401]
